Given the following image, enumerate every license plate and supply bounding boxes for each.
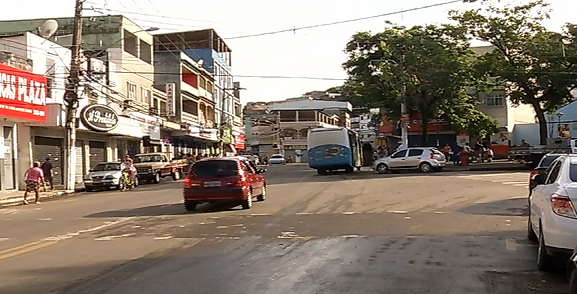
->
[93,179,101,183]
[204,181,221,188]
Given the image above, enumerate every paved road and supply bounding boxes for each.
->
[0,165,569,294]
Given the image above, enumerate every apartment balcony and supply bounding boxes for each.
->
[182,111,198,124]
[181,81,199,98]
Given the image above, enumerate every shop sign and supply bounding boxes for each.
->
[234,134,245,150]
[166,83,175,117]
[80,104,119,132]
[0,63,47,122]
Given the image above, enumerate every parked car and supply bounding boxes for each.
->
[183,157,267,211]
[133,153,188,184]
[373,147,446,174]
[528,153,563,195]
[269,154,286,165]
[83,162,139,192]
[528,154,577,271]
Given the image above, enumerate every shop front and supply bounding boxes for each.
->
[0,62,48,191]
[171,122,219,158]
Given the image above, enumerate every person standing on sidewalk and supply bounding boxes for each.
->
[23,161,46,205]
[41,157,54,190]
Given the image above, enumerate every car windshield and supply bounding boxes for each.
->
[271,155,283,158]
[92,163,120,171]
[571,164,577,182]
[134,155,162,163]
[191,160,239,177]
[539,155,561,168]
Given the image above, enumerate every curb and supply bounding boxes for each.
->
[444,165,529,172]
[0,190,76,207]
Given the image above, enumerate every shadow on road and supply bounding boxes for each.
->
[84,201,246,218]
[457,197,528,217]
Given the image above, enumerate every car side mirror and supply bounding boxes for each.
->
[534,174,545,185]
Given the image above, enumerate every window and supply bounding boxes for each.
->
[485,94,504,107]
[206,81,213,93]
[182,100,198,116]
[191,160,239,177]
[141,87,151,104]
[391,150,407,158]
[139,40,152,64]
[545,160,562,184]
[127,82,137,100]
[243,161,255,174]
[123,29,138,57]
[199,76,207,90]
[570,164,577,182]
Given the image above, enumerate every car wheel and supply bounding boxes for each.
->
[85,186,93,192]
[345,167,354,173]
[172,170,181,181]
[419,162,433,173]
[527,213,537,243]
[184,200,197,211]
[153,172,161,184]
[537,223,557,271]
[242,190,253,209]
[317,169,326,175]
[569,267,577,294]
[134,176,139,187]
[376,163,388,174]
[257,185,266,201]
[118,180,125,191]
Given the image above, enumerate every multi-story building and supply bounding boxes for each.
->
[154,50,219,156]
[470,46,536,157]
[351,107,378,147]
[0,16,177,189]
[244,99,352,163]
[154,29,243,154]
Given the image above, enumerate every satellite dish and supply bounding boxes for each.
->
[198,59,204,67]
[38,20,59,39]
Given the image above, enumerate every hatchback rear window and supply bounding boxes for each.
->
[191,161,239,177]
[570,164,577,182]
[539,155,561,168]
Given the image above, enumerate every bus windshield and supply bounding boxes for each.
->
[308,128,349,149]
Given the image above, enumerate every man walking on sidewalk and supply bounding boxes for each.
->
[23,161,46,205]
[41,157,54,190]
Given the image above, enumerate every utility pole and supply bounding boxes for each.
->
[63,0,84,190]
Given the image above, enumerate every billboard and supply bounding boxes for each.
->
[0,62,47,122]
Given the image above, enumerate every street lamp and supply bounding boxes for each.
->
[557,112,564,138]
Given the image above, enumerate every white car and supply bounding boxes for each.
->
[529,154,577,271]
[269,154,286,165]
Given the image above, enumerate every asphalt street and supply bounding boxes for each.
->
[0,164,570,294]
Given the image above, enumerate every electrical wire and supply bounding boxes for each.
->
[225,0,464,40]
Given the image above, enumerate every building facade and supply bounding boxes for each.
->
[154,29,243,155]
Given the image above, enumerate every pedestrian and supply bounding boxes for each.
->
[41,157,54,190]
[451,142,461,166]
[461,143,473,166]
[23,161,46,205]
[442,144,451,161]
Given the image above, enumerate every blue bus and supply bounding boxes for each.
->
[307,127,363,175]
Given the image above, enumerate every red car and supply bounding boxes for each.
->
[183,157,267,211]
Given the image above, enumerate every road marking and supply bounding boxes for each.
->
[505,238,517,251]
[296,212,313,215]
[342,212,356,215]
[154,236,173,240]
[0,238,8,242]
[43,217,135,242]
[94,233,136,241]
[388,211,408,214]
[0,241,57,261]
[501,182,527,185]
[37,218,52,221]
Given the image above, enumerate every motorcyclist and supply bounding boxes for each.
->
[120,154,136,185]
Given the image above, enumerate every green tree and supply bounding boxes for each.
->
[343,24,496,145]
[451,0,577,145]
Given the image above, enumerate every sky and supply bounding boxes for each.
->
[1,0,576,104]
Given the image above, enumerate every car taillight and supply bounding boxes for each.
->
[234,176,247,187]
[430,153,435,159]
[551,194,577,218]
[183,177,201,189]
[530,169,539,180]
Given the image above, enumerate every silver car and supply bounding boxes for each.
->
[83,162,139,191]
[373,147,446,174]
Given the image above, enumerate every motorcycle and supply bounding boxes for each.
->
[120,169,135,192]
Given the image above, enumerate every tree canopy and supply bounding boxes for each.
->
[450,0,577,144]
[342,23,498,145]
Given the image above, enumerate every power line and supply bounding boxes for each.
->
[225,0,464,40]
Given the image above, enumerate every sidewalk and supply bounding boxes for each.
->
[443,159,529,172]
[0,188,76,207]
